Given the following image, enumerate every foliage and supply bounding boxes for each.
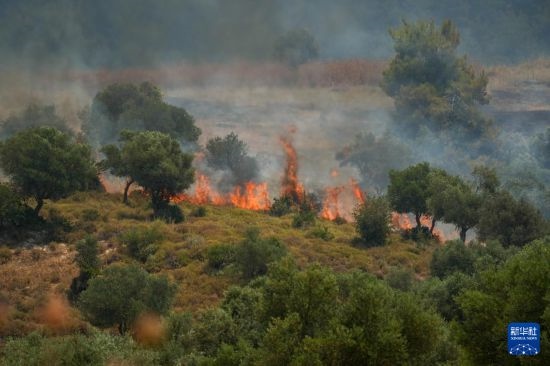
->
[69,236,101,303]
[100,130,194,216]
[84,82,200,147]
[268,195,293,217]
[119,223,165,263]
[292,209,316,228]
[235,228,287,280]
[273,28,319,67]
[382,20,492,139]
[0,127,98,215]
[430,240,475,278]
[477,191,546,247]
[353,196,391,247]
[78,264,176,334]
[0,183,35,230]
[307,225,335,241]
[190,206,207,217]
[153,202,184,223]
[388,162,432,228]
[207,244,237,272]
[0,104,72,139]
[205,132,259,186]
[456,236,550,364]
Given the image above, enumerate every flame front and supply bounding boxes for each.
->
[280,135,304,202]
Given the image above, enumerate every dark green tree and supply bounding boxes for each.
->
[477,191,546,247]
[388,162,432,228]
[0,127,98,215]
[353,195,391,247]
[205,132,258,186]
[382,20,491,138]
[79,264,175,334]
[273,28,319,67]
[100,130,194,218]
[0,183,34,230]
[84,82,201,147]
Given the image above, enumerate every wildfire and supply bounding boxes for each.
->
[320,186,344,220]
[320,178,366,221]
[280,134,304,203]
[392,213,413,230]
[173,173,270,210]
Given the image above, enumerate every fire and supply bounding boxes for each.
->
[280,134,304,203]
[229,182,270,210]
[392,213,413,230]
[320,178,366,221]
[173,173,270,210]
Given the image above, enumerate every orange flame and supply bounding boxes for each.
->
[391,213,413,230]
[350,178,365,203]
[321,186,344,220]
[280,134,304,203]
[173,173,270,210]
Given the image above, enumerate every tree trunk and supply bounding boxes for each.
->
[460,227,468,243]
[415,213,422,229]
[123,179,134,205]
[34,198,44,215]
[118,321,127,335]
[430,218,436,234]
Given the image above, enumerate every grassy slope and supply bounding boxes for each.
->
[0,191,438,335]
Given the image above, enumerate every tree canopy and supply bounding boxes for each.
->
[100,130,194,217]
[84,82,201,147]
[382,20,491,138]
[78,264,175,335]
[0,127,98,214]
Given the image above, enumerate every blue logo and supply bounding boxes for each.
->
[508,323,540,356]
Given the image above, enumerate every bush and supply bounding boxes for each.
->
[236,228,287,279]
[190,206,207,218]
[79,264,176,334]
[207,244,237,272]
[0,246,12,264]
[119,224,164,263]
[353,196,391,247]
[430,240,475,279]
[292,210,316,229]
[0,183,35,230]
[401,226,433,244]
[69,236,101,302]
[269,195,293,217]
[81,209,100,222]
[386,267,414,291]
[307,225,334,241]
[154,203,184,223]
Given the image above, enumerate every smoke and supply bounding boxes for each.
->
[35,294,78,334]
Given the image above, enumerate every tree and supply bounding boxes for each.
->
[428,171,481,242]
[456,237,550,364]
[0,183,34,230]
[205,132,259,187]
[0,127,98,215]
[84,82,201,147]
[68,236,101,302]
[78,264,175,334]
[382,20,491,138]
[353,196,391,247]
[235,228,287,280]
[388,162,432,228]
[477,191,546,247]
[273,28,319,67]
[100,130,194,217]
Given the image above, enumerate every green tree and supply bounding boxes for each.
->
[205,132,258,186]
[382,20,491,138]
[456,236,550,364]
[353,195,391,247]
[100,130,194,217]
[0,183,34,230]
[69,236,101,302]
[79,264,175,334]
[0,127,98,215]
[273,28,319,67]
[84,82,201,147]
[235,228,286,280]
[388,162,432,228]
[477,191,546,247]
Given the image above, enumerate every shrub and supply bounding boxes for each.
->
[81,209,100,222]
[307,225,334,241]
[190,206,207,218]
[119,224,164,263]
[269,195,292,217]
[236,229,287,279]
[430,240,475,279]
[69,236,101,302]
[207,244,237,271]
[0,183,35,230]
[353,196,391,247]
[0,246,12,264]
[292,210,316,228]
[154,203,184,223]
